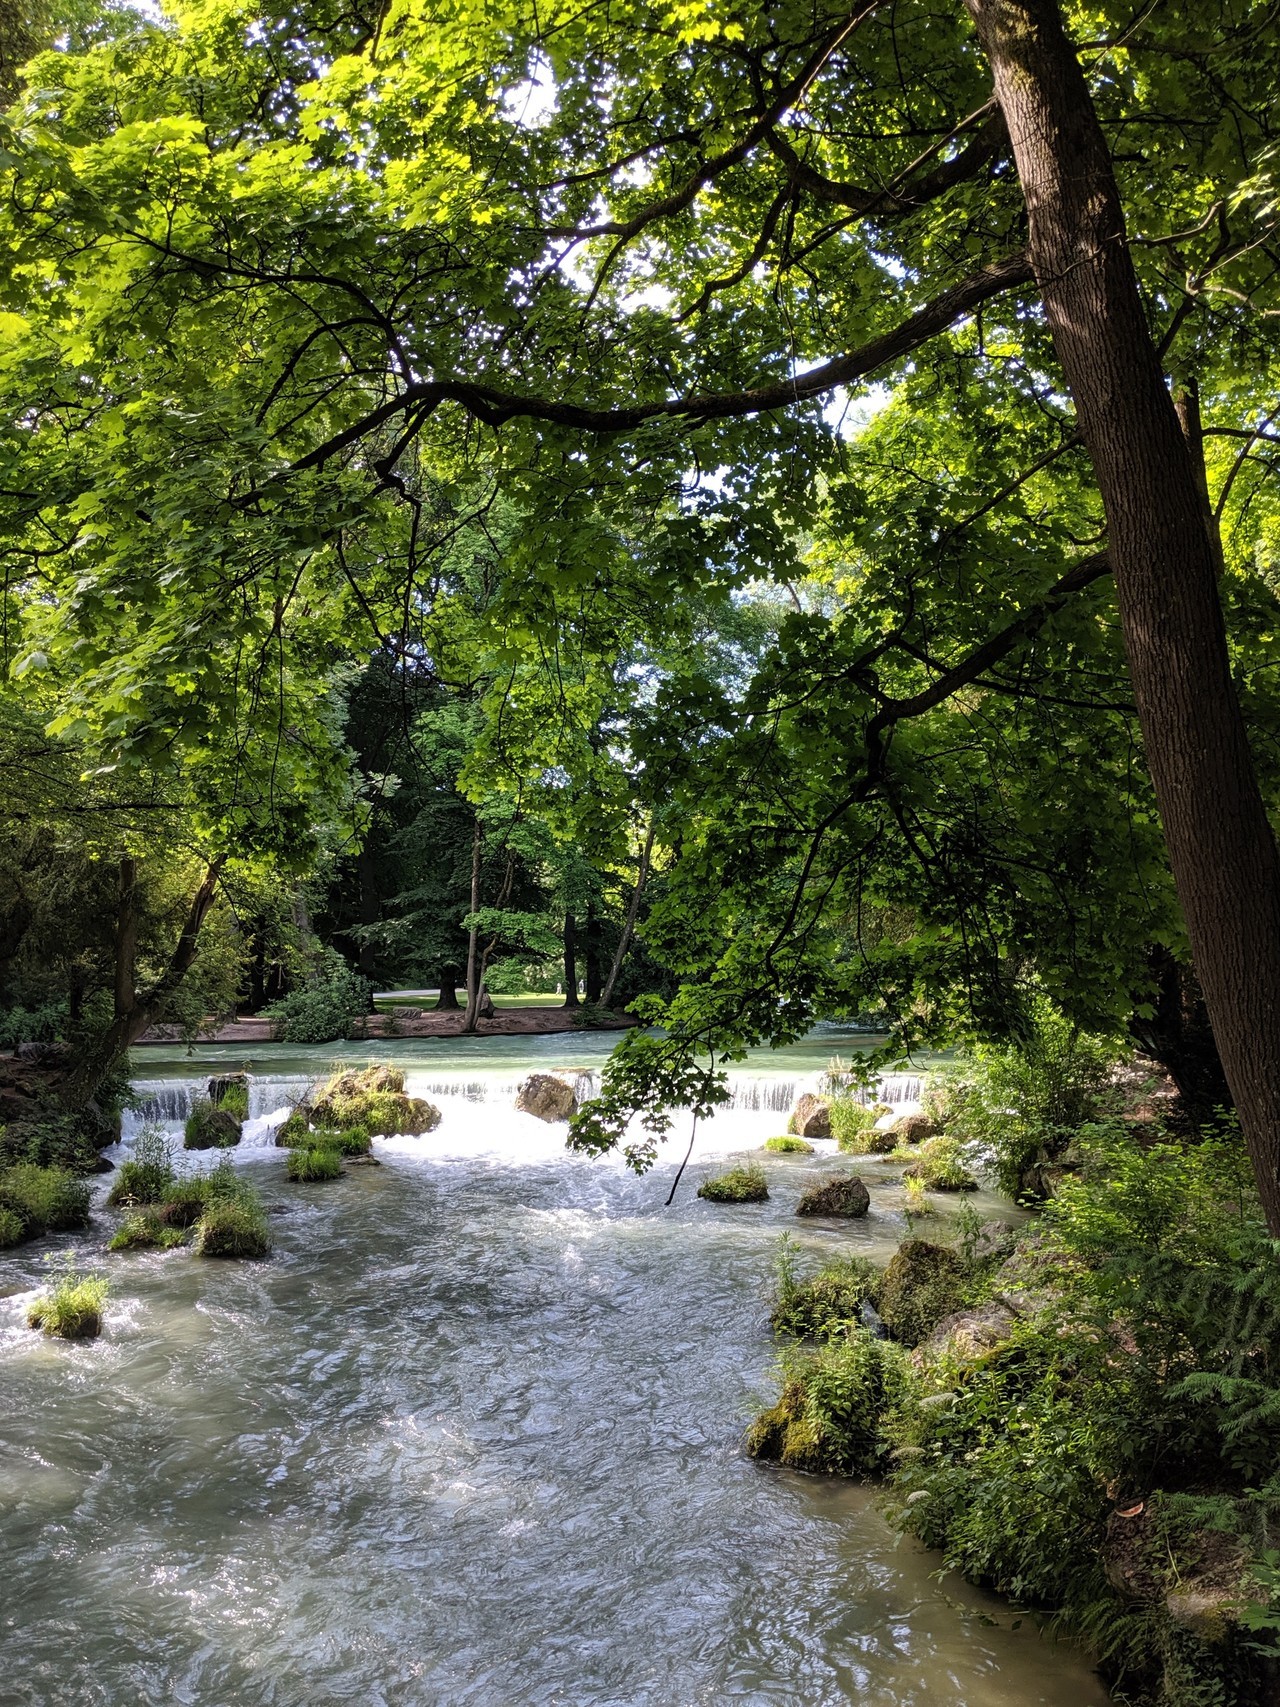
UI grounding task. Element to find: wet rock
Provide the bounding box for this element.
[890,1112,936,1145]
[184,1100,242,1150]
[918,1299,1019,1363]
[796,1174,871,1218]
[787,1092,832,1139]
[878,1239,967,1348]
[515,1073,579,1122]
[208,1073,249,1105]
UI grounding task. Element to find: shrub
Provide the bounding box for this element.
[903,1136,977,1191]
[746,1330,916,1475]
[698,1164,768,1203]
[0,1206,23,1247]
[265,956,372,1043]
[27,1258,109,1339]
[763,1135,813,1154]
[106,1125,174,1206]
[184,1099,241,1150]
[0,1111,104,1173]
[109,1211,187,1251]
[771,1241,882,1339]
[0,1163,91,1238]
[286,1145,344,1182]
[195,1193,270,1259]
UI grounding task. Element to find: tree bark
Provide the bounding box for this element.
[584,901,603,1006]
[461,819,484,1033]
[562,912,579,1009]
[62,858,225,1108]
[966,0,1280,1232]
[600,822,655,1010]
[435,973,460,1011]
[1129,948,1233,1131]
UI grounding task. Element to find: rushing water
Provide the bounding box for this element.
[0,1036,1107,1706]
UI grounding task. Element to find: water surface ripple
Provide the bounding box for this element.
[0,1074,1108,1707]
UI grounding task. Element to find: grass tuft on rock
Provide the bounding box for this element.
[195,1195,270,1258]
[796,1174,871,1218]
[745,1331,915,1475]
[286,1145,345,1182]
[27,1257,109,1339]
[902,1136,978,1192]
[771,1242,883,1340]
[763,1135,814,1155]
[109,1211,187,1251]
[311,1066,440,1136]
[698,1164,768,1203]
[311,1125,372,1156]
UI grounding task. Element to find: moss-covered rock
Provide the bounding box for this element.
[515,1073,579,1122]
[746,1332,915,1475]
[698,1165,768,1203]
[878,1238,968,1347]
[796,1174,871,1218]
[787,1092,831,1138]
[311,1067,440,1135]
[762,1135,814,1155]
[184,1099,242,1150]
[890,1112,936,1145]
[155,1178,210,1227]
[195,1196,270,1258]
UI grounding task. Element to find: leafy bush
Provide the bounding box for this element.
[27,1257,109,1339]
[184,1099,241,1150]
[106,1125,174,1206]
[770,1241,882,1339]
[275,1108,311,1147]
[0,1206,23,1247]
[0,1111,105,1173]
[109,1211,187,1251]
[762,1135,813,1154]
[0,1163,91,1239]
[697,1164,768,1203]
[286,1145,344,1182]
[829,1097,878,1150]
[265,956,372,1044]
[0,999,68,1049]
[746,1330,916,1475]
[903,1136,978,1191]
[937,995,1121,1197]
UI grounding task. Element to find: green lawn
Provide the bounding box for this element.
[375,991,567,1010]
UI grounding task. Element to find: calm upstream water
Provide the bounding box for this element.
[0,1032,1108,1707]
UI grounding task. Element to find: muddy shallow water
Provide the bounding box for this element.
[0,1044,1108,1706]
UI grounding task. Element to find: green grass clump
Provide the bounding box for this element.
[763,1135,814,1155]
[0,1162,91,1240]
[184,1099,242,1150]
[275,1108,311,1147]
[312,1125,372,1156]
[27,1258,109,1339]
[902,1175,936,1216]
[698,1164,768,1203]
[195,1194,270,1259]
[106,1128,176,1207]
[771,1242,883,1339]
[286,1145,344,1182]
[108,1211,187,1251]
[0,1206,24,1247]
[211,1079,250,1120]
[155,1177,210,1227]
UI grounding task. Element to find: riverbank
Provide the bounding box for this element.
[135,1006,638,1045]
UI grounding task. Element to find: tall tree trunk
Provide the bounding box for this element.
[1129,948,1232,1131]
[967,0,1280,1232]
[61,858,225,1108]
[562,912,579,1009]
[461,820,484,1033]
[600,822,655,1010]
[584,901,603,1006]
[435,973,460,1011]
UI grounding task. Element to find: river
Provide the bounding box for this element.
[0,1029,1108,1706]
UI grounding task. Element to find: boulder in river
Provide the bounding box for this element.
[208,1073,250,1118]
[889,1112,935,1145]
[796,1174,871,1218]
[311,1066,440,1135]
[787,1092,832,1139]
[878,1238,967,1347]
[515,1073,579,1122]
[184,1099,242,1150]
